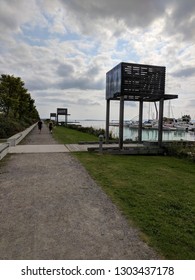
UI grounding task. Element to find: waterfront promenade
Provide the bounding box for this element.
[0,123,159,259]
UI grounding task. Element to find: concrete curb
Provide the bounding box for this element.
[7,123,38,146]
[0,122,37,161]
[0,143,10,160]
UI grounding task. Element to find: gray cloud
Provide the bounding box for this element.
[1,0,195,41]
[57,76,104,90]
[0,0,47,35]
[61,0,167,29]
[187,99,195,107]
[56,61,105,90]
[57,63,74,77]
[26,77,52,91]
[77,98,100,106]
[0,0,194,119]
[60,0,195,40]
[171,67,195,78]
[41,97,100,107]
[164,0,195,40]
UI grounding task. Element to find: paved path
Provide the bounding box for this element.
[0,123,160,259]
[9,144,69,153]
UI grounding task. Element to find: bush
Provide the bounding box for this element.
[0,115,34,138]
[165,142,195,161]
[62,124,115,140]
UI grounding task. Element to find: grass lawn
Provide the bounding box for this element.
[75,153,195,260]
[53,126,195,259]
[53,126,98,144]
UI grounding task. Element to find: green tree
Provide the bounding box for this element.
[0,74,26,117]
[181,115,191,123]
[0,74,40,137]
[0,74,39,121]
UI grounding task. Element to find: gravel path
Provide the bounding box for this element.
[0,123,160,259]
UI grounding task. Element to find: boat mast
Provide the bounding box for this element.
[154,102,158,120]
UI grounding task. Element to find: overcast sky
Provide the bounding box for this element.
[0,0,195,120]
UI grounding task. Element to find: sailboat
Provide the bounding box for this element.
[142,102,158,129]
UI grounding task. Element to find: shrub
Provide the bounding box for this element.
[165,142,195,161]
[63,124,115,140]
[0,115,32,138]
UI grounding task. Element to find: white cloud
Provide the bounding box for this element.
[0,0,47,36]
[0,0,195,120]
[164,0,195,40]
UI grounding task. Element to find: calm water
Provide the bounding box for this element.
[77,120,195,141]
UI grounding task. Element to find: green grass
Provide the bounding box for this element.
[75,153,195,259]
[53,126,195,259]
[53,126,98,144]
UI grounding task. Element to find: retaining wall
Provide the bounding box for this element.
[0,122,37,161]
[0,143,10,160]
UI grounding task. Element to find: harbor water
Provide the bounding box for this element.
[77,120,195,142]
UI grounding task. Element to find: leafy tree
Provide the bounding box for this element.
[0,74,40,137]
[181,115,191,123]
[0,75,24,117]
[0,74,39,120]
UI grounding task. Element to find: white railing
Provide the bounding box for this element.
[0,122,37,160]
[0,143,9,160]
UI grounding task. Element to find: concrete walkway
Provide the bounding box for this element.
[0,123,160,259]
[9,144,69,153]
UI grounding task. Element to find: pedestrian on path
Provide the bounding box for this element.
[49,121,53,133]
[38,120,43,133]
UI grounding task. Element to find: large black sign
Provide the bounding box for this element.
[106,63,121,100]
[106,62,166,101]
[57,108,68,115]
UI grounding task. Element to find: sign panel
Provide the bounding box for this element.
[106,64,121,100]
[50,113,56,117]
[57,108,68,115]
[106,62,166,100]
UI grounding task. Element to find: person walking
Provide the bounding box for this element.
[49,121,53,133]
[38,120,43,133]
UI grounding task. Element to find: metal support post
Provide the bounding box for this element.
[65,115,67,126]
[99,134,104,153]
[119,95,124,150]
[105,99,110,143]
[158,98,164,147]
[138,100,143,143]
